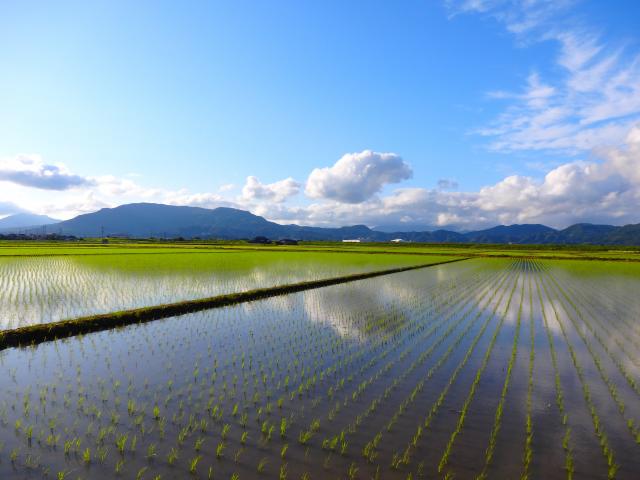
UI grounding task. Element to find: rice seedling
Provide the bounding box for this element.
[166,447,179,465]
[189,455,202,475]
[215,441,225,459]
[136,467,148,480]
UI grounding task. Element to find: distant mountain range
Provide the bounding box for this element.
[6,203,640,245]
[0,213,59,231]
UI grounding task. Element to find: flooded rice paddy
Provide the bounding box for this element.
[0,258,639,479]
[0,251,438,330]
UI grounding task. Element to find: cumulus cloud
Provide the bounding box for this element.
[38,192,111,219]
[164,191,239,210]
[597,125,640,185]
[241,176,300,203]
[305,150,412,203]
[4,122,640,229]
[253,124,640,229]
[0,155,92,190]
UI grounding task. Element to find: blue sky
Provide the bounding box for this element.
[1,0,639,229]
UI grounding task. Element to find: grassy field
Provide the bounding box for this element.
[1,240,638,261]
[0,258,639,479]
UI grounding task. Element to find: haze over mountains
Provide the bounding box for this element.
[0,213,59,231]
[4,203,640,245]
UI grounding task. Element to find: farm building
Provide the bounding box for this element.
[276,238,298,245]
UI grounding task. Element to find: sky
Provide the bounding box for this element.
[1,0,639,229]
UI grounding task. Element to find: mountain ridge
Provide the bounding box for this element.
[10,203,640,245]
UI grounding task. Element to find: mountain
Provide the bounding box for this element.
[550,223,618,244]
[0,213,59,231]
[31,202,640,245]
[373,223,439,233]
[50,203,381,241]
[465,224,557,244]
[598,223,640,246]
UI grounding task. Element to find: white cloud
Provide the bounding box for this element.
[0,154,93,190]
[449,2,640,154]
[241,176,300,203]
[38,192,111,220]
[2,121,640,230]
[447,0,575,36]
[305,150,412,203]
[253,124,640,229]
[0,201,24,216]
[164,191,239,210]
[598,124,640,185]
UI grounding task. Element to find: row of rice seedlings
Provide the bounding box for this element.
[292,272,478,430]
[385,263,520,473]
[314,265,506,447]
[437,267,521,475]
[553,262,640,340]
[549,261,640,360]
[544,266,640,395]
[538,271,619,479]
[475,273,525,479]
[539,267,640,444]
[568,280,640,360]
[533,269,574,478]
[170,278,476,468]
[520,273,535,480]
[156,276,444,448]
[322,265,509,462]
[289,267,486,432]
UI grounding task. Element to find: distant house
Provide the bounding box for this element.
[342,239,361,243]
[248,236,272,244]
[276,238,298,245]
[390,238,407,243]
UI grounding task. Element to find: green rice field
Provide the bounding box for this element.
[0,254,639,479]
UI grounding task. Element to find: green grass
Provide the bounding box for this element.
[1,239,639,261]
